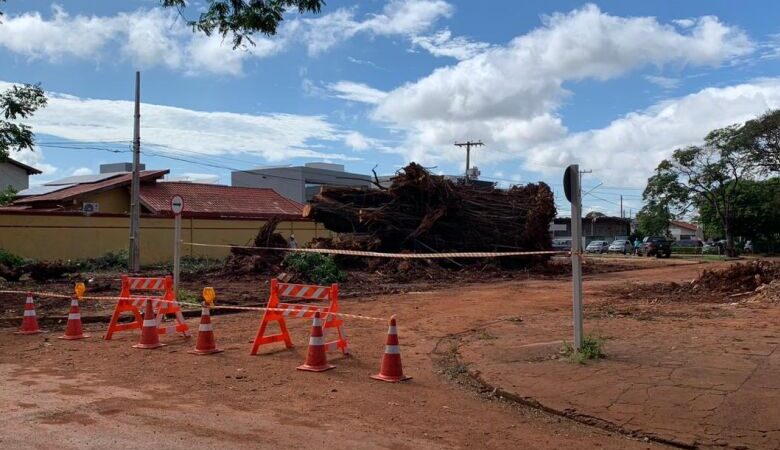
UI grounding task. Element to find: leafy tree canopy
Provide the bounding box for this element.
[160,0,325,48]
[698,178,780,243]
[0,84,47,160]
[643,124,754,255]
[738,109,780,173]
[584,211,606,219]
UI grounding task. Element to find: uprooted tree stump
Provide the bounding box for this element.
[303,162,556,267]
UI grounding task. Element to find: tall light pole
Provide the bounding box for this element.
[129,71,141,273]
[454,140,484,184]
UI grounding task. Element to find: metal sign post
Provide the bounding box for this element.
[564,165,584,350]
[171,195,184,298]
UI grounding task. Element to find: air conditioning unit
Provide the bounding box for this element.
[82,202,99,214]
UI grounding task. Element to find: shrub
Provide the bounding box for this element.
[283,252,345,285]
[81,249,129,271]
[561,334,605,364]
[0,248,25,268]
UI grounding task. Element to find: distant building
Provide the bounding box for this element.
[231,163,372,203]
[0,157,41,191]
[551,216,632,244]
[668,220,703,240]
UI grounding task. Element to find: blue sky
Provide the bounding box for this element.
[1,0,779,216]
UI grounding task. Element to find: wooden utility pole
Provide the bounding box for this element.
[454,140,483,184]
[620,195,623,218]
[129,71,141,273]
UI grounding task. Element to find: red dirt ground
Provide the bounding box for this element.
[1,257,773,449]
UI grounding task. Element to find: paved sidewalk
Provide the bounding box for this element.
[459,303,780,449]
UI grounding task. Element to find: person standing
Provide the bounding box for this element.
[288,234,298,249]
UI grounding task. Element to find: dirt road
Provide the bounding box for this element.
[0,259,749,449]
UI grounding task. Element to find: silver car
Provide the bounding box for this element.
[585,240,609,253]
[608,239,631,254]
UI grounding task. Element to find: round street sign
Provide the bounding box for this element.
[563,165,574,203]
[171,195,184,215]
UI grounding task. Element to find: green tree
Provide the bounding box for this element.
[0,83,47,160]
[0,185,16,206]
[698,178,780,249]
[635,201,671,237]
[584,211,606,219]
[643,125,755,256]
[160,0,324,48]
[738,109,780,173]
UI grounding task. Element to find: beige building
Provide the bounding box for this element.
[0,169,328,264]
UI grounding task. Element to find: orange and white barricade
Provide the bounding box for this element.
[251,279,348,355]
[104,275,189,340]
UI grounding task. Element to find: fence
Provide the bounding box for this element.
[0,212,329,264]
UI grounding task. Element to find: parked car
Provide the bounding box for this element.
[552,238,572,252]
[608,239,632,254]
[674,239,703,248]
[642,236,672,258]
[585,240,609,254]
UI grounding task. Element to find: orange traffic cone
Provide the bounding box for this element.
[297,312,335,372]
[133,300,164,349]
[189,306,222,355]
[15,293,42,335]
[371,315,411,382]
[59,297,89,340]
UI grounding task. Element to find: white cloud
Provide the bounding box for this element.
[645,75,681,90]
[301,0,453,55]
[527,79,780,186]
[343,131,372,151]
[357,5,759,185]
[410,29,491,60]
[71,167,94,176]
[165,173,220,184]
[327,81,388,104]
[0,81,363,173]
[374,5,754,125]
[673,18,696,29]
[0,6,284,76]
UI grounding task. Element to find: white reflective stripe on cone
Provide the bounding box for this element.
[199,323,213,332]
[385,345,401,354]
[23,310,36,317]
[68,313,81,320]
[312,318,323,327]
[143,319,157,327]
[201,308,210,316]
[26,298,34,304]
[309,336,324,346]
[70,299,79,306]
[388,326,397,335]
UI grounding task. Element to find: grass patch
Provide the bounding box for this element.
[176,289,200,305]
[476,329,497,340]
[560,334,606,364]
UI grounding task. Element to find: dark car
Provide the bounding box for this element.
[642,236,672,258]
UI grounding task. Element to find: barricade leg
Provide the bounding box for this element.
[104,301,143,340]
[250,311,293,355]
[323,315,349,355]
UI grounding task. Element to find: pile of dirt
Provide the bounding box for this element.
[603,261,780,309]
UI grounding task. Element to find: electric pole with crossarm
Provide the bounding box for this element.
[454,140,484,184]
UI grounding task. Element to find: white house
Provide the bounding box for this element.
[668,220,703,240]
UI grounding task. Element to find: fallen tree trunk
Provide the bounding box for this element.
[304,163,556,255]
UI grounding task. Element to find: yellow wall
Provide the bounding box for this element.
[0,213,330,264]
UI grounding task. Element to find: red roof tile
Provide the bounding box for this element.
[15,170,168,204]
[139,182,304,219]
[669,220,698,231]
